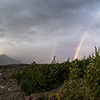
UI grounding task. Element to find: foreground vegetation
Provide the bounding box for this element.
[11,47,100,100]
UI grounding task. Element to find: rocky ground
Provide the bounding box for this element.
[0,64,29,100]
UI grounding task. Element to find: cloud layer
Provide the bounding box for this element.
[0,0,100,63]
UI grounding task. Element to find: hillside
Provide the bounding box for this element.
[10,47,100,100]
[0,54,21,65]
[1,47,100,100]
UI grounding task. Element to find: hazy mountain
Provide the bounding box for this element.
[0,54,21,65]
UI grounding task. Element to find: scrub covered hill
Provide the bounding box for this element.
[11,47,100,100]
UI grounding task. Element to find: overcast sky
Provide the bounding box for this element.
[0,0,100,63]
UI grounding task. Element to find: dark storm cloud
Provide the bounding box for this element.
[0,0,94,38]
[0,0,98,36]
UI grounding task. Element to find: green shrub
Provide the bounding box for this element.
[13,62,70,95]
[35,47,100,100]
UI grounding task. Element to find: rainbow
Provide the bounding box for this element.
[73,30,88,60]
[73,12,100,60]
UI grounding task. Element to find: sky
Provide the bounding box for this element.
[0,0,100,63]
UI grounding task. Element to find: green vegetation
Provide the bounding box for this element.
[11,47,100,100]
[11,61,70,95]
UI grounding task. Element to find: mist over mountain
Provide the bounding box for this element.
[0,54,21,65]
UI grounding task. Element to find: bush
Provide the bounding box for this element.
[12,62,70,95]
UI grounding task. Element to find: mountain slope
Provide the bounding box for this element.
[0,54,21,65]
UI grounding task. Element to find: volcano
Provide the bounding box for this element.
[0,54,21,65]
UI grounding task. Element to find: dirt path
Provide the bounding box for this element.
[0,64,28,100]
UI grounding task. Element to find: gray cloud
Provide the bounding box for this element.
[0,0,100,63]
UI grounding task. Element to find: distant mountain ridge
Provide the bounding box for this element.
[0,54,21,65]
